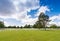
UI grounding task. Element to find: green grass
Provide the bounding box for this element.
[0,29,60,41]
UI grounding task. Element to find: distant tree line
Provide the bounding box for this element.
[0,12,60,29]
[0,21,60,29]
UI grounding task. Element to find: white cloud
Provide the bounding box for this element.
[35,6,50,16]
[49,14,60,26]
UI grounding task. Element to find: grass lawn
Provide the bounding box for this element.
[0,29,60,41]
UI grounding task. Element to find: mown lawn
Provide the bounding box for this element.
[0,29,60,41]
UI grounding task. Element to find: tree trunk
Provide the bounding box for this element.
[43,21,46,31]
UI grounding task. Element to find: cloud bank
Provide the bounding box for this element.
[0,0,50,26]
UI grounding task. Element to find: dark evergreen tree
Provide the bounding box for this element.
[0,21,5,28]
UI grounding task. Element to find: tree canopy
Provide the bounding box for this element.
[36,12,50,30]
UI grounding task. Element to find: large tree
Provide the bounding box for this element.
[36,12,50,30]
[0,21,5,28]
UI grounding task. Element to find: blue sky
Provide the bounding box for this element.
[0,0,60,26]
[40,0,60,16]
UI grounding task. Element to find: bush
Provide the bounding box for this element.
[50,24,57,28]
